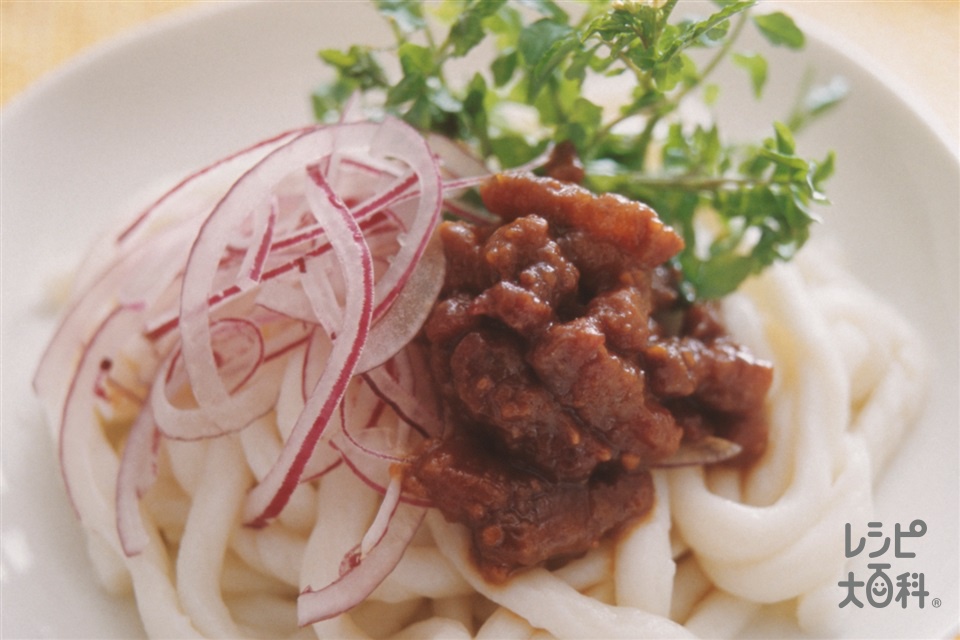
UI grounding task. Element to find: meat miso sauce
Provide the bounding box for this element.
[403,170,774,582]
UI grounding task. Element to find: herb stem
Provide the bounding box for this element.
[634,112,665,172]
[671,11,749,108]
[625,172,782,192]
[587,8,749,164]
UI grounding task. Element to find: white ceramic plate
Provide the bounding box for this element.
[2,2,957,638]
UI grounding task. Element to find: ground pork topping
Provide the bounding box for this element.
[404,171,773,581]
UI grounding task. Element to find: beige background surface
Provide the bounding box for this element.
[2,0,958,145]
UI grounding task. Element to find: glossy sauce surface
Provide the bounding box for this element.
[405,172,773,581]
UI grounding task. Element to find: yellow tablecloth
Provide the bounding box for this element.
[2,1,193,102]
[2,0,957,143]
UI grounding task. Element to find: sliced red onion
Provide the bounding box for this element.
[239,153,376,528]
[440,197,499,225]
[254,279,319,324]
[350,171,418,224]
[115,127,310,246]
[426,133,489,179]
[329,438,394,498]
[35,118,483,619]
[144,178,430,344]
[354,232,445,373]
[362,365,442,438]
[335,386,415,468]
[238,196,279,286]
[300,330,333,407]
[115,402,161,555]
[57,304,147,527]
[239,120,446,526]
[34,228,184,426]
[652,436,742,468]
[360,477,402,556]
[297,502,426,626]
[178,119,439,386]
[300,446,344,484]
[300,253,346,337]
[152,318,280,441]
[336,91,365,125]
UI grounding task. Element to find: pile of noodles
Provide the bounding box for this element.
[34,119,928,639]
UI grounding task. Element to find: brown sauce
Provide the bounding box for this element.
[403,169,773,582]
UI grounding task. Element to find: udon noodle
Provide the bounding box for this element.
[34,120,927,639]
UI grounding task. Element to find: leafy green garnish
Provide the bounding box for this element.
[313,0,845,300]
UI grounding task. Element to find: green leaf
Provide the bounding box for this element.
[698,18,731,46]
[565,45,600,84]
[772,121,796,154]
[463,73,489,144]
[753,11,805,49]
[386,72,425,106]
[693,253,757,299]
[311,80,355,122]
[560,97,604,147]
[658,1,754,60]
[569,97,603,128]
[520,19,578,100]
[732,52,767,98]
[448,0,506,57]
[757,148,808,171]
[490,133,544,167]
[518,18,574,65]
[491,49,519,87]
[318,45,389,90]
[429,0,466,24]
[313,0,838,302]
[484,5,524,46]
[318,48,349,68]
[398,42,433,75]
[449,16,486,57]
[812,150,836,185]
[587,4,659,51]
[653,52,689,91]
[403,95,435,129]
[374,0,426,33]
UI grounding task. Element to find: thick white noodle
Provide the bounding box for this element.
[53,238,927,638]
[614,470,675,617]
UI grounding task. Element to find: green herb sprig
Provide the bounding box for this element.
[313,0,846,300]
